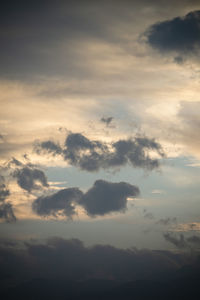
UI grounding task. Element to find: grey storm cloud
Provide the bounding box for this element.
[0,237,193,284]
[14,167,49,192]
[32,180,140,218]
[145,10,200,60]
[35,132,164,172]
[0,175,16,222]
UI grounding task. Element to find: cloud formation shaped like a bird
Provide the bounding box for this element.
[32,180,140,218]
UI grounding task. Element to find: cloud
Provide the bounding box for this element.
[36,132,164,172]
[157,217,177,226]
[144,212,154,220]
[34,140,63,156]
[80,180,140,216]
[145,10,200,60]
[0,175,16,222]
[32,188,83,218]
[187,235,200,247]
[163,233,188,249]
[100,117,113,127]
[0,175,10,202]
[0,236,199,299]
[0,236,192,284]
[143,209,154,220]
[163,233,200,249]
[0,202,16,223]
[13,167,49,192]
[32,180,140,218]
[172,222,200,232]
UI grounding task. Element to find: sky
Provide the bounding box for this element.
[1,1,200,297]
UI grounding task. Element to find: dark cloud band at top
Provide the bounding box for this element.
[145,10,200,60]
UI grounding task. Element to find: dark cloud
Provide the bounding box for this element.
[0,203,16,223]
[145,10,200,60]
[0,237,200,300]
[32,180,140,218]
[0,0,130,80]
[163,233,200,249]
[36,133,164,172]
[34,140,62,156]
[163,233,188,249]
[1,0,198,80]
[32,188,83,218]
[80,180,140,216]
[0,175,16,222]
[187,235,200,247]
[100,117,113,126]
[64,134,164,171]
[0,176,10,202]
[0,236,194,284]
[8,157,23,167]
[14,167,49,192]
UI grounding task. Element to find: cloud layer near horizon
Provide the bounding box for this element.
[0,236,197,284]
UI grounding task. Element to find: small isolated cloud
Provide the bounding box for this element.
[32,180,140,218]
[100,116,113,127]
[13,167,49,192]
[145,10,200,61]
[35,132,164,172]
